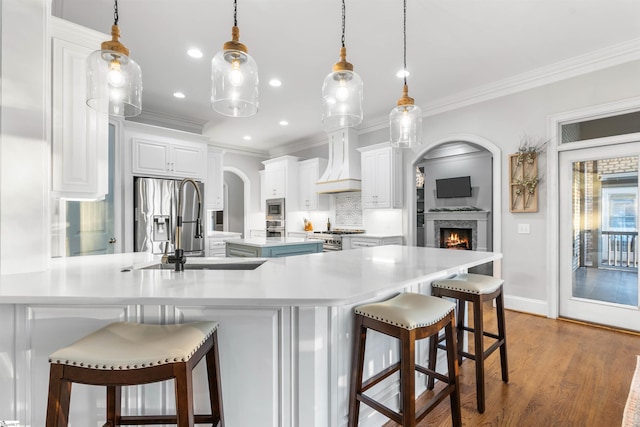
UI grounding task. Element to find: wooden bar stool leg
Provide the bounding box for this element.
[106,385,121,426]
[456,299,465,365]
[400,330,416,427]
[426,332,437,390]
[46,364,71,427]
[174,363,195,427]
[472,297,486,413]
[496,290,509,383]
[348,316,367,427]
[206,331,225,426]
[444,313,462,427]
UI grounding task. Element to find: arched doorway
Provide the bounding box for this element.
[406,134,502,276]
[223,166,250,238]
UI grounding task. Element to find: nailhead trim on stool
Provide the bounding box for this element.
[430,273,509,414]
[45,321,224,427]
[348,292,462,427]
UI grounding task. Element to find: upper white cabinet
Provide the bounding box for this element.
[51,19,109,200]
[262,156,299,208]
[359,143,403,209]
[207,148,224,211]
[131,138,206,180]
[298,158,329,211]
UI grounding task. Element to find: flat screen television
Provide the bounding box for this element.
[436,176,472,198]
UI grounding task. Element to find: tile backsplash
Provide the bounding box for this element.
[335,192,362,227]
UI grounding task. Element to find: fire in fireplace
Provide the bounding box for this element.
[440,228,472,250]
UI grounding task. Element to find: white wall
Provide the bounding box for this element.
[421,151,493,211]
[1,0,50,275]
[406,58,640,309]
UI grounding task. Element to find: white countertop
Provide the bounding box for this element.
[227,237,321,247]
[0,246,501,307]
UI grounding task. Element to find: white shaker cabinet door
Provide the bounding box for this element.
[131,138,207,180]
[51,37,108,199]
[171,142,207,178]
[131,138,170,175]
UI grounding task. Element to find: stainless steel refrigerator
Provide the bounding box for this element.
[134,177,205,257]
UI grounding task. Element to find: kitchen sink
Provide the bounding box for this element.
[132,260,266,271]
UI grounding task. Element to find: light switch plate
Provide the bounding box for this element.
[518,223,530,234]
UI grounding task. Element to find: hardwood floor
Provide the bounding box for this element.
[382,306,640,426]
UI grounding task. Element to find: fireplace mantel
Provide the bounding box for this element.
[425,210,491,251]
[425,210,490,221]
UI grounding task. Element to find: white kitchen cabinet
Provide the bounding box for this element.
[131,137,206,179]
[359,143,403,209]
[206,232,241,257]
[262,156,299,208]
[51,22,109,200]
[341,235,404,250]
[298,158,329,211]
[207,148,224,211]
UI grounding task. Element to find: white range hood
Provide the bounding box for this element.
[316,128,361,194]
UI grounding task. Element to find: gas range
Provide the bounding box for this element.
[309,229,365,251]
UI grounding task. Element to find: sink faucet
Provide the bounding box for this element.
[167,178,204,271]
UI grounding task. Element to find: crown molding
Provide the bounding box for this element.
[125,108,206,135]
[268,131,329,157]
[357,36,640,138]
[50,16,107,45]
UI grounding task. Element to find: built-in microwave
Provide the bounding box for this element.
[266,198,285,220]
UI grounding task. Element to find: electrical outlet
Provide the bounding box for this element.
[517,223,530,234]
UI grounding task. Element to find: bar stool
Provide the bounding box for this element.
[348,292,462,427]
[429,273,508,413]
[46,321,224,427]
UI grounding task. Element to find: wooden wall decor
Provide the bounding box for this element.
[509,152,539,212]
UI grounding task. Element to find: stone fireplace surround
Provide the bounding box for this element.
[425,209,490,252]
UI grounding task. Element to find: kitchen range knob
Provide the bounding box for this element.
[108,237,117,244]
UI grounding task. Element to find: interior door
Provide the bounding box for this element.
[559,142,640,330]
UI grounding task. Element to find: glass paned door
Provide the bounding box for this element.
[65,124,116,256]
[559,143,640,331]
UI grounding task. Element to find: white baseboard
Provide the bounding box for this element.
[504,295,549,317]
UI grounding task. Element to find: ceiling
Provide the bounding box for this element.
[53,0,640,155]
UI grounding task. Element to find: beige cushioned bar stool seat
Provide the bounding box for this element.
[46,321,224,427]
[348,292,462,427]
[429,273,508,414]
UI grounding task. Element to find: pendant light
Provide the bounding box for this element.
[211,0,259,117]
[86,0,142,117]
[390,0,422,148]
[321,0,363,129]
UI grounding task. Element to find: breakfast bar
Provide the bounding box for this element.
[0,246,501,427]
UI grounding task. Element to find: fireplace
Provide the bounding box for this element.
[425,210,490,252]
[440,228,472,250]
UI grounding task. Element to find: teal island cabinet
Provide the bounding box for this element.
[226,237,323,257]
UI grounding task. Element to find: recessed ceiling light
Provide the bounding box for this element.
[173,92,186,99]
[279,120,289,126]
[187,48,203,59]
[243,135,252,141]
[269,79,282,87]
[396,69,410,78]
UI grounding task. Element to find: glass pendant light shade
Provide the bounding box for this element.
[390,0,422,148]
[86,24,142,117]
[322,48,363,130]
[211,26,259,117]
[390,84,422,148]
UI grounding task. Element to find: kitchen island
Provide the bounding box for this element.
[225,236,322,257]
[0,246,501,427]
